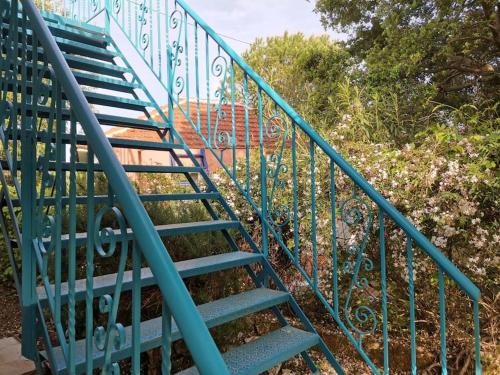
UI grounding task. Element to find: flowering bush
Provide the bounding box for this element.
[210,104,499,371]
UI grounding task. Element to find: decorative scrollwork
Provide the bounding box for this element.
[169,10,185,98]
[94,206,127,257]
[138,1,149,50]
[37,63,51,106]
[340,189,376,343]
[93,206,129,373]
[112,0,121,14]
[175,76,185,96]
[35,214,56,255]
[265,112,290,227]
[91,0,100,13]
[211,55,231,149]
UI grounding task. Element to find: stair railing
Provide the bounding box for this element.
[1,0,230,373]
[94,0,482,373]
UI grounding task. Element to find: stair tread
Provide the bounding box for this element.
[11,193,221,208]
[22,62,138,93]
[94,113,167,129]
[44,288,288,374]
[82,91,152,110]
[2,20,109,48]
[31,131,182,151]
[177,326,320,375]
[37,251,261,304]
[63,53,131,78]
[40,11,107,35]
[0,160,200,174]
[11,104,166,129]
[72,70,141,92]
[37,220,240,246]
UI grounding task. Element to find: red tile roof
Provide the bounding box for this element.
[106,101,272,150]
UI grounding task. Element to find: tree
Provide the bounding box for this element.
[314,0,500,106]
[241,32,351,127]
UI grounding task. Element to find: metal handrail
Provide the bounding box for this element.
[173,0,480,302]
[21,1,230,373]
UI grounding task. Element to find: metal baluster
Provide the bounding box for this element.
[20,4,37,356]
[157,0,161,79]
[149,0,153,66]
[68,112,78,374]
[85,145,95,375]
[310,138,317,290]
[205,32,210,145]
[379,208,389,374]
[162,300,172,374]
[292,122,299,263]
[330,160,338,315]
[473,300,482,373]
[230,59,236,177]
[12,4,20,181]
[184,9,189,114]
[194,21,200,131]
[438,268,447,374]
[132,241,142,373]
[406,236,417,375]
[243,73,250,194]
[258,88,267,257]
[54,82,63,327]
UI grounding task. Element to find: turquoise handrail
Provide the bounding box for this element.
[20,1,230,373]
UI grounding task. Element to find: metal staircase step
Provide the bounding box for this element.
[40,10,108,35]
[19,62,138,93]
[37,251,261,305]
[72,70,140,92]
[19,131,182,151]
[94,113,167,129]
[14,44,131,78]
[2,20,110,48]
[63,53,130,78]
[9,104,166,130]
[52,36,119,61]
[4,82,151,111]
[11,192,221,208]
[42,288,289,374]
[81,91,152,111]
[177,326,320,375]
[39,220,240,247]
[13,45,129,78]
[1,160,200,174]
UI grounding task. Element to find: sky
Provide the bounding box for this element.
[181,0,345,54]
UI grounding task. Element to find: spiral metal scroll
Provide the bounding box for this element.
[112,0,121,14]
[138,1,150,50]
[90,0,100,13]
[211,55,232,149]
[340,189,376,343]
[93,206,129,373]
[265,111,290,227]
[169,9,185,97]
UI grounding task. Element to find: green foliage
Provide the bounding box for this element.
[240,32,351,127]
[315,0,500,108]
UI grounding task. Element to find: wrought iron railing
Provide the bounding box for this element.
[95,1,481,373]
[0,0,229,373]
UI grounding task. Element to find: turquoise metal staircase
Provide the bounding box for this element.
[0,0,482,374]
